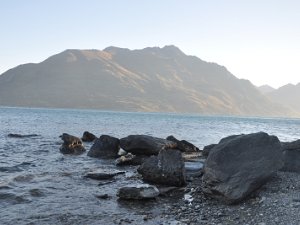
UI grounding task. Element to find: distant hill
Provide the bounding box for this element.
[267,83,300,113]
[257,85,275,94]
[0,45,297,117]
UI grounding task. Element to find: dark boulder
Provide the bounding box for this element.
[202,144,217,157]
[202,135,242,157]
[166,135,199,152]
[115,153,148,166]
[137,149,186,187]
[120,135,176,156]
[87,135,120,158]
[218,134,243,144]
[59,133,85,155]
[117,184,159,200]
[202,132,283,204]
[81,131,96,142]
[281,139,300,172]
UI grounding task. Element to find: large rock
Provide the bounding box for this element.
[166,135,199,152]
[202,135,242,157]
[117,184,159,200]
[87,135,120,158]
[202,132,282,204]
[81,131,96,142]
[59,133,85,154]
[120,135,176,156]
[281,139,300,172]
[202,144,217,157]
[137,149,186,187]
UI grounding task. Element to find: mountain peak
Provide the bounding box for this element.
[103,46,130,54]
[103,45,185,57]
[257,85,275,94]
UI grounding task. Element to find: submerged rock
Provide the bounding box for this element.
[281,139,300,172]
[87,135,120,158]
[202,132,283,204]
[117,184,159,200]
[115,153,148,166]
[166,135,199,152]
[8,133,39,138]
[84,170,125,180]
[120,135,176,156]
[59,133,85,155]
[138,149,186,187]
[81,131,97,142]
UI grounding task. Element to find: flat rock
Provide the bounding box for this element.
[120,135,176,156]
[202,132,283,204]
[84,170,125,180]
[117,184,159,200]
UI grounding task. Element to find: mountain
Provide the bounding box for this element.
[267,83,300,112]
[0,45,296,117]
[257,85,275,94]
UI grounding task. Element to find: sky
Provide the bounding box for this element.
[1,0,300,88]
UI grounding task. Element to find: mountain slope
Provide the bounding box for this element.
[0,45,296,117]
[267,83,300,112]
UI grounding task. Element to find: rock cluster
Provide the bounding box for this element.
[57,131,298,207]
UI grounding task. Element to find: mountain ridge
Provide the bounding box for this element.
[267,83,300,113]
[0,46,298,117]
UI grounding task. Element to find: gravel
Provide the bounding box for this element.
[158,171,300,225]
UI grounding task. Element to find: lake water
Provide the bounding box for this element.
[1,107,300,225]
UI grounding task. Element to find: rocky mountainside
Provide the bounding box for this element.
[267,83,300,113]
[0,45,296,117]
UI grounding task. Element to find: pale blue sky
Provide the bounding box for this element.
[1,0,300,88]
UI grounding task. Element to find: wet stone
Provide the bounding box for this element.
[84,170,125,180]
[117,184,160,200]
